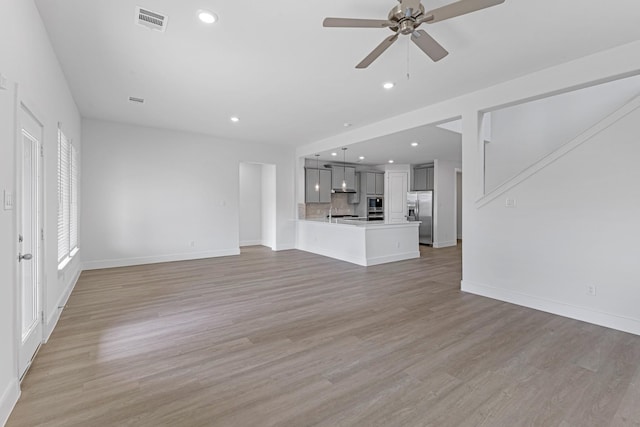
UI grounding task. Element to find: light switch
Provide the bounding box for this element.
[4,190,14,210]
[0,73,7,90]
[505,198,517,208]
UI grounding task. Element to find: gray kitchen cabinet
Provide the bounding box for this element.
[375,173,384,195]
[332,166,356,191]
[366,172,385,195]
[413,166,434,191]
[347,172,360,204]
[305,168,331,203]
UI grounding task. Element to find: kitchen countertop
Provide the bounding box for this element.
[299,219,420,228]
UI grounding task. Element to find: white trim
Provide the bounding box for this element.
[57,255,71,271]
[433,240,457,248]
[239,240,263,247]
[82,249,241,270]
[44,266,81,342]
[272,243,295,251]
[299,248,367,266]
[0,379,20,427]
[15,86,47,382]
[366,251,420,266]
[461,280,640,336]
[476,94,640,208]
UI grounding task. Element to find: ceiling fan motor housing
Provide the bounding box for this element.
[388,4,425,34]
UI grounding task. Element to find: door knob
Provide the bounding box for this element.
[18,253,32,261]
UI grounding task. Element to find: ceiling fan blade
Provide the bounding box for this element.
[411,30,448,62]
[323,17,391,28]
[356,34,399,69]
[422,0,505,24]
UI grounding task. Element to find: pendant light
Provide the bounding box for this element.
[341,147,347,190]
[314,154,320,192]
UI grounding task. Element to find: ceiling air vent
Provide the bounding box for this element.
[129,96,145,104]
[136,7,168,32]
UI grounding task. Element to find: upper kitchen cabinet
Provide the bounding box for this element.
[413,166,434,191]
[347,172,360,204]
[332,166,356,191]
[365,172,385,195]
[305,168,332,203]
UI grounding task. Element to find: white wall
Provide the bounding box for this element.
[464,97,640,334]
[297,41,640,335]
[433,159,461,248]
[239,163,263,246]
[0,0,82,423]
[81,119,295,269]
[485,75,640,192]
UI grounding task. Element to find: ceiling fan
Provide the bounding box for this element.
[323,0,505,68]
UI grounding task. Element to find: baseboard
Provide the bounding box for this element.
[366,251,420,266]
[433,240,457,248]
[273,243,296,251]
[83,249,241,270]
[45,266,82,342]
[240,240,263,247]
[461,280,640,336]
[0,379,20,427]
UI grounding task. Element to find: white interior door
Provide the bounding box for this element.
[18,105,43,379]
[387,172,408,223]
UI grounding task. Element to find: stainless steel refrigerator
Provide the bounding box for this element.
[407,191,433,245]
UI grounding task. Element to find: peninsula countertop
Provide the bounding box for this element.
[299,218,421,229]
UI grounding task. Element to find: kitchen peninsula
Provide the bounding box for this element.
[297,219,420,266]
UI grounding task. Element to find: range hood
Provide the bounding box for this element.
[332,187,357,194]
[324,164,357,193]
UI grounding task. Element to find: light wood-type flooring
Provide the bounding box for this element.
[8,244,640,426]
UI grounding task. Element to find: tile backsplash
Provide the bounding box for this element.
[304,193,355,219]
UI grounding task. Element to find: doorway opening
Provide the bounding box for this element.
[454,169,462,245]
[239,163,276,250]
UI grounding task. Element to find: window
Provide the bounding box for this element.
[57,128,79,268]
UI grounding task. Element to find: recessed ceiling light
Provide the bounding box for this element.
[230,116,239,123]
[383,82,395,90]
[388,160,394,163]
[359,156,365,160]
[344,123,352,127]
[198,10,217,24]
[411,142,419,147]
[331,152,338,157]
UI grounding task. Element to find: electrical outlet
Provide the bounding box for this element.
[505,198,517,208]
[189,241,195,248]
[587,285,597,296]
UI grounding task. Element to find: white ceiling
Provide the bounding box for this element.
[35,0,640,147]
[312,122,461,166]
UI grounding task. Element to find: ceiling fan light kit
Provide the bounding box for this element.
[323,0,505,68]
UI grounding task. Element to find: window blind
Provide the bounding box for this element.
[57,128,79,266]
[70,146,79,251]
[57,130,70,263]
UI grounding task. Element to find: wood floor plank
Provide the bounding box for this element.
[7,244,640,426]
